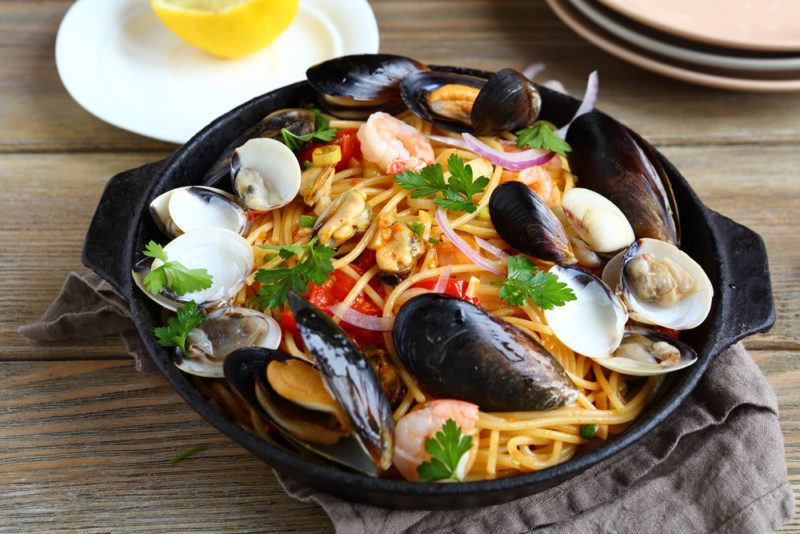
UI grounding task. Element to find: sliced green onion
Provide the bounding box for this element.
[580,424,599,439]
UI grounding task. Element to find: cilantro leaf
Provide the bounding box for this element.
[409,221,425,235]
[394,154,489,213]
[497,255,576,309]
[255,238,335,309]
[153,301,205,355]
[515,121,572,156]
[142,241,213,296]
[298,215,317,228]
[281,108,338,152]
[417,419,473,482]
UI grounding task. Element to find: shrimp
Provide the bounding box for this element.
[515,156,564,207]
[392,399,479,481]
[357,112,435,173]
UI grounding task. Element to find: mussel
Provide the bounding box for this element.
[203,108,316,185]
[543,265,628,358]
[175,306,281,378]
[312,189,373,248]
[489,181,575,264]
[306,54,428,119]
[393,293,579,411]
[231,138,301,212]
[149,186,247,238]
[401,68,541,135]
[566,111,679,245]
[603,238,713,330]
[593,328,698,376]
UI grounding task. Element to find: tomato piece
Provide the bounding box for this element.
[414,278,480,306]
[355,249,377,271]
[294,128,361,172]
[656,326,680,340]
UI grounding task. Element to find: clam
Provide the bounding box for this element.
[566,111,679,245]
[149,186,247,238]
[174,306,281,378]
[132,228,254,311]
[604,238,713,330]
[489,181,575,264]
[543,265,628,358]
[306,54,428,119]
[393,293,579,411]
[561,188,634,254]
[231,138,301,212]
[593,328,698,376]
[401,68,541,135]
[203,108,316,185]
[312,189,373,248]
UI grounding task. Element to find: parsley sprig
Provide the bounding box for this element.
[496,256,577,310]
[515,121,571,156]
[154,301,205,355]
[255,237,336,309]
[417,419,474,482]
[395,154,490,213]
[142,241,213,296]
[281,108,337,152]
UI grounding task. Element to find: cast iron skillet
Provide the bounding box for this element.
[82,65,775,509]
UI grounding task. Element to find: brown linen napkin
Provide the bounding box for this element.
[21,271,795,533]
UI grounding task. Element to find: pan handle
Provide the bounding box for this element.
[706,209,776,354]
[81,160,165,298]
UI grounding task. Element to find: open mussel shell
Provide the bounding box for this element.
[561,188,634,255]
[132,228,253,311]
[231,138,301,212]
[566,111,679,245]
[149,186,247,238]
[174,307,281,378]
[543,265,628,358]
[393,293,579,411]
[224,348,383,476]
[307,54,428,119]
[593,328,698,376]
[287,291,395,471]
[471,68,541,135]
[203,108,316,186]
[605,238,713,330]
[489,181,575,264]
[400,71,486,133]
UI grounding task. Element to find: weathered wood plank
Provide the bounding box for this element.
[1,0,800,152]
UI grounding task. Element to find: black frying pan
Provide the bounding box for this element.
[81,66,775,509]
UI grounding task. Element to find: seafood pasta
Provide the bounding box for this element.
[137,55,713,482]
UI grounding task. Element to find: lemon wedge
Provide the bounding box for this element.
[151,0,299,59]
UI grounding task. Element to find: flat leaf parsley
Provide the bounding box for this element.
[394,153,490,213]
[154,300,205,355]
[281,108,337,152]
[515,121,571,156]
[417,419,474,482]
[496,255,576,310]
[255,237,336,309]
[142,241,213,296]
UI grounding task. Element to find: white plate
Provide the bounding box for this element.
[55,0,379,144]
[571,0,800,73]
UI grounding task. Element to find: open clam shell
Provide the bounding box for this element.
[149,186,247,238]
[592,328,698,376]
[231,138,301,212]
[561,188,634,255]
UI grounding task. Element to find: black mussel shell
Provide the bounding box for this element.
[393,294,579,411]
[471,68,541,135]
[566,111,679,245]
[287,291,394,471]
[202,108,316,186]
[400,71,486,133]
[489,181,575,264]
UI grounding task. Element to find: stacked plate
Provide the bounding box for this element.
[546,0,800,91]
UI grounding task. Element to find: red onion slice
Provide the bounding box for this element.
[475,236,510,262]
[330,303,394,331]
[523,62,546,81]
[432,267,452,293]
[428,135,472,150]
[556,70,599,139]
[462,133,555,171]
[435,208,505,275]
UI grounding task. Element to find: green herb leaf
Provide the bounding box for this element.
[394,154,489,213]
[142,241,213,296]
[497,255,576,310]
[153,301,205,355]
[428,237,440,245]
[298,215,317,228]
[515,121,571,156]
[171,445,207,465]
[417,419,473,482]
[580,424,599,440]
[255,238,335,309]
[409,221,425,235]
[281,108,338,152]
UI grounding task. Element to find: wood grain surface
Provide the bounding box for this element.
[0,0,797,532]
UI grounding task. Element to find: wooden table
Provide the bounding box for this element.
[1,1,797,531]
